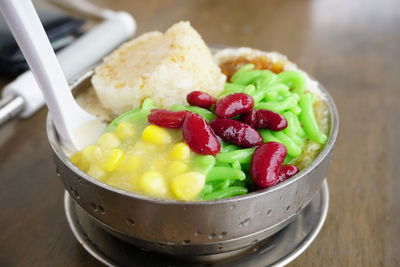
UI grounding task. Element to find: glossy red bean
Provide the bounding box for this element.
[148,109,189,128]
[210,118,263,147]
[240,109,287,131]
[182,113,221,155]
[250,142,287,188]
[273,164,300,185]
[215,93,254,118]
[280,164,299,179]
[186,91,216,109]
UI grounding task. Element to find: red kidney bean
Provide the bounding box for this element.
[186,91,216,109]
[210,118,263,147]
[182,113,221,155]
[148,109,189,128]
[250,142,287,188]
[215,93,254,118]
[240,109,257,127]
[280,164,299,179]
[240,109,287,131]
[273,164,300,185]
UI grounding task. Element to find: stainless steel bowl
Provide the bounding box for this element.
[47,71,338,256]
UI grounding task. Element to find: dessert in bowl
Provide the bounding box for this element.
[47,21,338,255]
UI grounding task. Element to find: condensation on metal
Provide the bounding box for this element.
[63,181,329,266]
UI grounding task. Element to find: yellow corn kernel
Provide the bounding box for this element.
[107,174,136,191]
[139,170,168,198]
[149,154,168,171]
[115,122,135,139]
[167,161,189,178]
[171,172,205,201]
[151,159,168,171]
[80,145,102,171]
[69,152,81,166]
[170,142,191,161]
[97,133,121,148]
[142,125,171,145]
[87,164,106,180]
[99,149,124,172]
[133,140,157,153]
[117,153,141,172]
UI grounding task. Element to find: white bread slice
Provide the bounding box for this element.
[91,21,226,116]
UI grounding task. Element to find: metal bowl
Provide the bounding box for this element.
[47,70,338,256]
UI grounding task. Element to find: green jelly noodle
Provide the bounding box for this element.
[200,64,328,200]
[85,63,327,201]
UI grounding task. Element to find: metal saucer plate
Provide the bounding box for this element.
[64,180,329,267]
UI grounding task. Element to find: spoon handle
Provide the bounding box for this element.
[0,0,93,148]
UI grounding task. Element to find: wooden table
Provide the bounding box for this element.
[1,0,399,266]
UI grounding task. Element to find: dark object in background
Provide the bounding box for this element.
[0,8,84,77]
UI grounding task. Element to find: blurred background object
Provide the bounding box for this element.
[49,0,118,20]
[0,8,83,77]
[0,0,135,126]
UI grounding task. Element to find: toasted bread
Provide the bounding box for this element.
[91,21,226,116]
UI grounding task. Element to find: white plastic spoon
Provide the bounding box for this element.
[0,0,105,151]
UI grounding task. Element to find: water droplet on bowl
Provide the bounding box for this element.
[90,202,98,212]
[126,218,135,226]
[98,205,106,214]
[218,232,227,238]
[239,218,251,227]
[207,233,217,239]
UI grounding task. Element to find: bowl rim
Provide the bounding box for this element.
[47,74,339,206]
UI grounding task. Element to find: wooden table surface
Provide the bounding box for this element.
[1,0,399,266]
